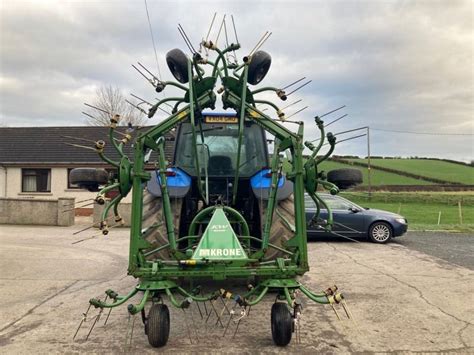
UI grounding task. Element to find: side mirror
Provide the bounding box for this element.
[349,207,360,213]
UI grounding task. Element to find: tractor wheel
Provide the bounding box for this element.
[69,168,109,192]
[261,195,295,261]
[166,48,189,83]
[142,189,183,260]
[271,303,293,346]
[327,168,362,190]
[248,50,272,85]
[147,304,170,347]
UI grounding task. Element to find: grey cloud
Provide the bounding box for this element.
[0,0,472,160]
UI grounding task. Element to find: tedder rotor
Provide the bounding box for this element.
[70,21,358,347]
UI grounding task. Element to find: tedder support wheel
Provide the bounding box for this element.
[271,303,293,346]
[147,304,170,347]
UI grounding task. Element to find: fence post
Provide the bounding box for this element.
[437,211,441,225]
[458,201,463,224]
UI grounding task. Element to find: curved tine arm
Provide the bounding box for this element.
[246,286,269,306]
[127,289,150,314]
[172,99,185,114]
[176,287,215,302]
[101,194,122,224]
[98,151,120,167]
[314,192,334,230]
[98,182,120,197]
[307,192,321,225]
[149,97,185,118]
[315,133,336,165]
[211,44,239,78]
[251,87,280,95]
[310,119,325,160]
[253,99,281,115]
[299,285,330,304]
[89,288,139,308]
[317,179,339,195]
[108,126,125,159]
[165,288,198,308]
[113,195,123,217]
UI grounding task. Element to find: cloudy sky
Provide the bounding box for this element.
[0,0,472,161]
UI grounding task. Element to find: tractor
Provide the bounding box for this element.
[70,30,360,347]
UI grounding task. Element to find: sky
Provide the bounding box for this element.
[0,0,472,161]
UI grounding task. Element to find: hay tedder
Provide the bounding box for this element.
[70,22,359,347]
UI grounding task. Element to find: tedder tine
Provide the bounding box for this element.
[182,308,194,344]
[73,303,92,340]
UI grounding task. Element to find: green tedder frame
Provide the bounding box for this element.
[79,37,349,346]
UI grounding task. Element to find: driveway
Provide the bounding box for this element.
[0,226,472,353]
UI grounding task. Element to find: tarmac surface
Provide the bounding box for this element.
[0,224,473,354]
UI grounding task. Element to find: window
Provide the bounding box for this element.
[22,169,51,192]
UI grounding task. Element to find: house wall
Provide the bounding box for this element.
[0,166,6,197]
[3,166,133,202]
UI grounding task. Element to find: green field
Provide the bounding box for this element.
[347,158,474,185]
[283,159,431,185]
[341,192,474,232]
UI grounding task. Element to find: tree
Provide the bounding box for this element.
[84,85,147,127]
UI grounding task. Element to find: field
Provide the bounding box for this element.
[346,158,474,185]
[342,192,474,232]
[283,159,433,185]
[318,160,431,185]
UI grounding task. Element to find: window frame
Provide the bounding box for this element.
[21,168,52,193]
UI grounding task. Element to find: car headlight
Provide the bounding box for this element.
[395,218,407,224]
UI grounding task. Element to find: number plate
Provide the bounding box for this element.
[204,115,238,123]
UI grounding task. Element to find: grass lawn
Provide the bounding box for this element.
[341,192,474,232]
[347,158,474,185]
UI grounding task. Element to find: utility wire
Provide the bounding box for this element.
[371,128,473,136]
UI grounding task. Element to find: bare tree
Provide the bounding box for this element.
[84,85,146,126]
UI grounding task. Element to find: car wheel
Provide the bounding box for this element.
[368,222,392,243]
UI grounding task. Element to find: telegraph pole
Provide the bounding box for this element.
[367,126,372,198]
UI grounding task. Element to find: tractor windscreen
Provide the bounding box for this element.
[174,122,268,177]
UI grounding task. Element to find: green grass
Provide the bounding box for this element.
[283,159,431,185]
[340,192,474,232]
[347,158,474,185]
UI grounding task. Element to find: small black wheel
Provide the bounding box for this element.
[69,168,109,192]
[166,48,189,83]
[271,303,293,346]
[327,168,363,190]
[147,304,170,347]
[368,221,393,244]
[248,50,272,85]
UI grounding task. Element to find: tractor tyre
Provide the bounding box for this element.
[166,48,189,83]
[271,303,293,346]
[147,304,170,347]
[69,168,109,192]
[261,194,295,261]
[327,168,362,190]
[142,189,183,260]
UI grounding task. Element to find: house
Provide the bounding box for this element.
[0,126,174,215]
